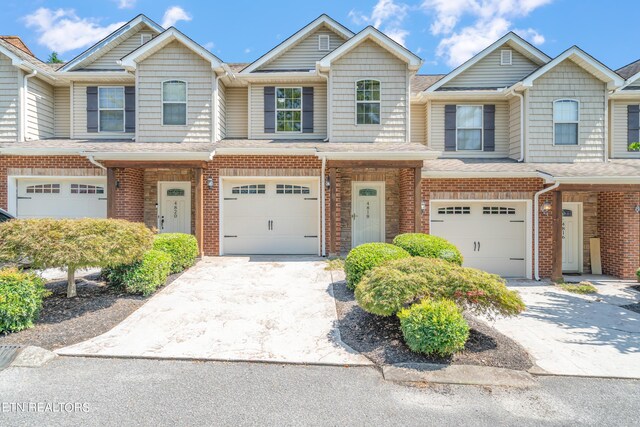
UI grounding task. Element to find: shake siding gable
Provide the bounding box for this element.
[137,41,212,143]
[54,86,70,138]
[528,59,606,163]
[26,76,54,140]
[225,87,248,138]
[0,54,18,142]
[85,26,154,70]
[331,40,407,143]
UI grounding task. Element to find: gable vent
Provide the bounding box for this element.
[318,35,330,51]
[500,49,513,66]
[140,33,152,46]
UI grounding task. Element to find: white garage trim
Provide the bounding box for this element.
[219,176,322,256]
[429,199,533,279]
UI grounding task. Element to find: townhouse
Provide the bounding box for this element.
[1,14,639,281]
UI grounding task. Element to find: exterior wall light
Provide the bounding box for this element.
[421,200,427,214]
[115,180,120,189]
[325,176,331,190]
[635,205,640,214]
[207,177,214,190]
[541,200,552,215]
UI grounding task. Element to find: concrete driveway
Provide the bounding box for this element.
[488,278,640,378]
[58,257,370,366]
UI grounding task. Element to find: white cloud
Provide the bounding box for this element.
[203,41,215,51]
[244,48,251,54]
[23,8,125,54]
[349,0,410,46]
[115,0,136,9]
[161,6,192,28]
[421,0,552,67]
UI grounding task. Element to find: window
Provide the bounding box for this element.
[437,206,470,215]
[231,184,266,194]
[71,184,104,195]
[26,184,60,194]
[276,87,302,132]
[98,87,124,132]
[318,34,330,51]
[166,189,185,197]
[162,81,187,126]
[359,189,377,197]
[140,33,152,45]
[276,184,310,194]
[356,80,381,125]
[456,106,483,150]
[500,49,512,66]
[483,206,516,215]
[554,100,579,145]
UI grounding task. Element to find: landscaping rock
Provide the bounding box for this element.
[11,346,57,367]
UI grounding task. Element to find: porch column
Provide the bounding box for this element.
[194,167,204,257]
[329,167,337,255]
[414,166,422,233]
[106,167,116,219]
[551,189,563,282]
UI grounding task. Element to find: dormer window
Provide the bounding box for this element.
[318,35,330,51]
[140,33,152,45]
[500,49,512,66]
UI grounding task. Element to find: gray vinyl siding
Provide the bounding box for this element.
[527,59,605,163]
[443,46,540,89]
[410,103,426,145]
[331,40,407,143]
[84,27,152,70]
[226,86,248,138]
[25,76,54,140]
[430,100,510,157]
[73,82,135,139]
[259,26,347,71]
[0,53,18,142]
[250,82,326,139]
[610,99,640,158]
[53,86,70,138]
[218,80,226,140]
[137,41,212,143]
[508,96,521,159]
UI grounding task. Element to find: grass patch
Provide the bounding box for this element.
[325,257,345,271]
[556,281,598,294]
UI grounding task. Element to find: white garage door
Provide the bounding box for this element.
[430,201,527,277]
[222,179,319,255]
[16,178,107,219]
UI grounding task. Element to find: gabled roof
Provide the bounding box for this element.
[241,14,354,73]
[120,27,224,70]
[0,38,57,78]
[317,26,422,71]
[426,32,550,93]
[0,36,34,56]
[521,46,624,89]
[59,14,164,72]
[616,58,640,80]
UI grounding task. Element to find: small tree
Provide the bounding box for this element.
[0,219,153,298]
[47,51,64,64]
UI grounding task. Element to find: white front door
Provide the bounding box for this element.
[352,182,385,248]
[16,178,107,219]
[562,202,582,273]
[158,182,191,234]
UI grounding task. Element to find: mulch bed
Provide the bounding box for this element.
[0,272,181,350]
[332,280,533,370]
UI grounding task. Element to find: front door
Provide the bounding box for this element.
[158,181,191,234]
[352,182,384,248]
[562,202,582,273]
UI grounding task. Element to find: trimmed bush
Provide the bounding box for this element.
[106,250,172,296]
[636,267,640,282]
[398,299,469,356]
[0,219,153,298]
[0,268,49,333]
[393,233,463,265]
[153,233,199,273]
[355,257,525,318]
[344,243,410,290]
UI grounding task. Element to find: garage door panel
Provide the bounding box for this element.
[16,179,107,219]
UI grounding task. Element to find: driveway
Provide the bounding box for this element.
[488,278,640,378]
[58,257,370,366]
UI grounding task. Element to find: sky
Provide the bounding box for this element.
[3,0,640,74]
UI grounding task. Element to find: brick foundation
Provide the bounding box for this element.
[598,192,640,279]
[113,168,144,223]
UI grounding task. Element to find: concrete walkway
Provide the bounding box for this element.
[58,257,370,366]
[489,278,640,378]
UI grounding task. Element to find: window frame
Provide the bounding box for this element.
[355,79,381,126]
[455,105,484,151]
[552,99,580,146]
[318,34,330,51]
[500,49,513,66]
[98,86,125,133]
[162,80,188,126]
[274,87,303,134]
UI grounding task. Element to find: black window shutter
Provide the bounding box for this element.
[86,86,98,133]
[627,105,639,149]
[124,86,135,133]
[483,104,496,152]
[264,87,275,133]
[302,87,314,133]
[444,105,456,151]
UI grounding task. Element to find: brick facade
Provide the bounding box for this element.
[598,192,640,279]
[398,168,416,234]
[143,168,196,233]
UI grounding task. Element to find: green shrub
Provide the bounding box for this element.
[0,268,49,333]
[557,281,598,294]
[628,142,640,152]
[636,268,640,282]
[0,219,153,298]
[153,233,199,273]
[344,243,410,290]
[355,257,525,318]
[393,233,463,265]
[106,250,172,296]
[397,299,469,356]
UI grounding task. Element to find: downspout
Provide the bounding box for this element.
[21,69,37,141]
[534,178,560,280]
[320,155,326,256]
[508,88,525,162]
[317,69,330,142]
[85,154,107,171]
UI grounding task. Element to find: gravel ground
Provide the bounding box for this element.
[0,272,180,350]
[332,280,533,370]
